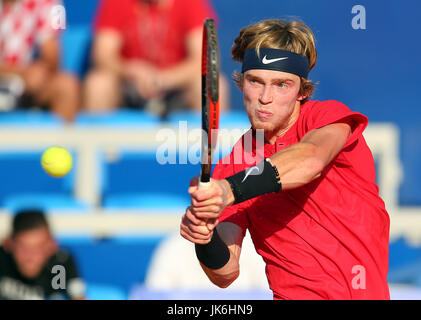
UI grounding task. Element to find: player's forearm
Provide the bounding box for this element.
[224,142,323,206]
[269,141,324,190]
[195,224,242,288]
[200,254,240,288]
[199,232,241,289]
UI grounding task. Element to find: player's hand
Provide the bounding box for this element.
[180,206,215,244]
[188,176,235,222]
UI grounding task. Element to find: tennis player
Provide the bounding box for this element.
[180,19,390,300]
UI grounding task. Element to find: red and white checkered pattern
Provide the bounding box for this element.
[0,0,60,67]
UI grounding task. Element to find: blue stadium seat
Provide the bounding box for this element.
[4,194,87,213]
[101,151,198,210]
[60,25,93,78]
[59,235,165,295]
[0,151,85,211]
[166,110,201,127]
[62,0,99,26]
[104,193,189,210]
[0,110,64,127]
[75,110,160,128]
[389,237,421,270]
[166,110,251,131]
[219,111,250,129]
[388,237,421,286]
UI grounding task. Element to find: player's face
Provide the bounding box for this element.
[242,69,304,143]
[11,227,56,278]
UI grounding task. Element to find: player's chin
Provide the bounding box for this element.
[250,118,276,133]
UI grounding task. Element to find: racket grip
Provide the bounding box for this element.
[198,181,211,189]
[198,179,211,231]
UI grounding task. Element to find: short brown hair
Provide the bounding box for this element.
[231,19,318,99]
[12,209,50,237]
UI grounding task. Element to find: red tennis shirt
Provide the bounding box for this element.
[213,100,390,300]
[94,0,215,69]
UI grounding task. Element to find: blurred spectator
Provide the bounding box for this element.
[0,0,80,122]
[144,232,268,291]
[84,0,230,118]
[0,209,85,300]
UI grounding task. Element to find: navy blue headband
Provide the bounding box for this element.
[242,48,310,79]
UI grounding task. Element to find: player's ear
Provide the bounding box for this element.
[297,78,309,102]
[297,94,307,102]
[297,77,315,102]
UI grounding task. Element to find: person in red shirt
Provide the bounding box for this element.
[84,0,229,117]
[0,0,80,122]
[180,19,390,300]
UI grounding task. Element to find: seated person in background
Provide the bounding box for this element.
[0,0,80,122]
[84,0,230,118]
[0,209,85,300]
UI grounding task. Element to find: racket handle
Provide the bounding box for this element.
[197,179,211,232]
[198,181,211,189]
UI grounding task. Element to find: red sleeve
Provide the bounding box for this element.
[176,0,217,35]
[94,0,127,32]
[212,155,249,238]
[300,100,369,149]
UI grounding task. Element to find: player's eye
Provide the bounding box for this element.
[277,82,288,88]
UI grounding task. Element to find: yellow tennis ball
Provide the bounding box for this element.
[41,146,73,178]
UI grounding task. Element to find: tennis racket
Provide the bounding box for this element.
[198,18,220,231]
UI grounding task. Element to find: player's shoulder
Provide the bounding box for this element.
[300,99,356,123]
[302,99,351,113]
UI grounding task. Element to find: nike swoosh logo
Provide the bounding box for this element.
[262,55,288,64]
[242,165,261,183]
